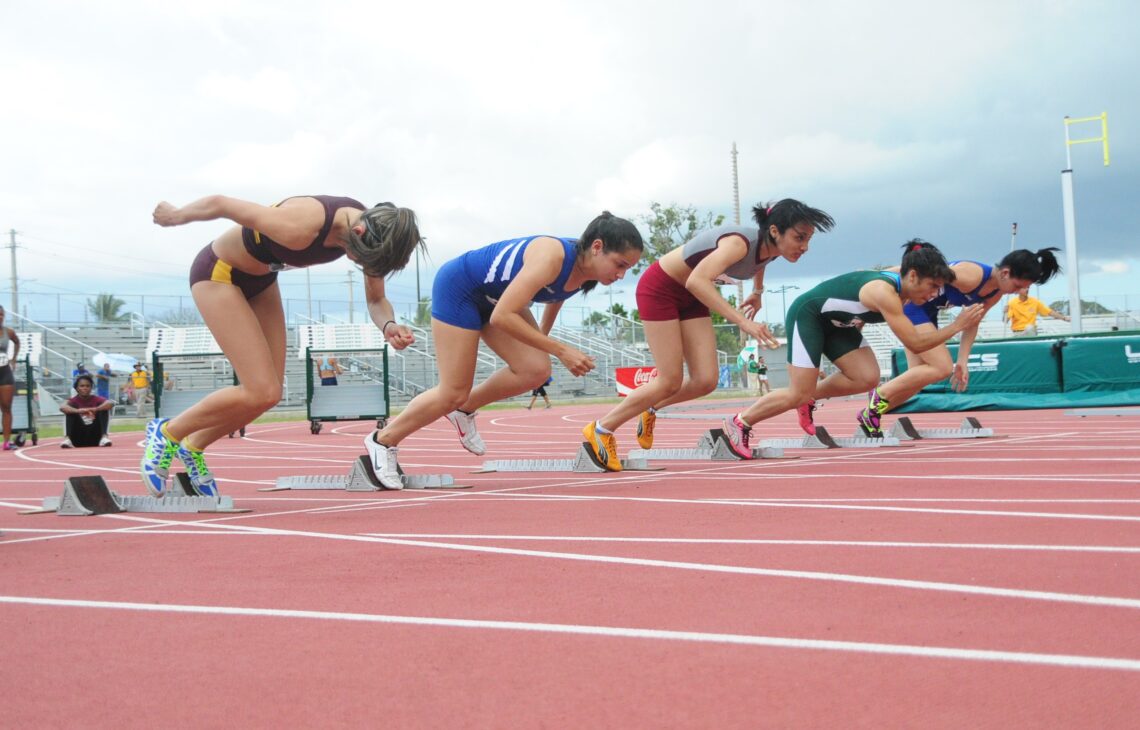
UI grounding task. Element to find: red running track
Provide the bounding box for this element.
[2,398,1139,727]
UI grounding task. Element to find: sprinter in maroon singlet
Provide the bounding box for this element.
[143,194,422,496]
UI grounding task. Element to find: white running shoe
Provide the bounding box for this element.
[60,438,74,449]
[99,435,113,447]
[364,433,404,490]
[445,410,486,456]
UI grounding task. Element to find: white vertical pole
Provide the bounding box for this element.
[1060,170,1081,333]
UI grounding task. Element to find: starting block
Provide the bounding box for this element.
[762,425,901,449]
[888,416,994,441]
[25,475,246,516]
[265,455,469,491]
[474,442,666,474]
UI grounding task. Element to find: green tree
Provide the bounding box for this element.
[414,297,432,327]
[1048,299,1112,316]
[635,202,726,274]
[87,293,128,322]
[156,306,203,325]
[709,294,743,356]
[583,311,610,335]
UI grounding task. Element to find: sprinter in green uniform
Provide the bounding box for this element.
[719,240,985,457]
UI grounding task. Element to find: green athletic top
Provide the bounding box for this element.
[796,270,902,327]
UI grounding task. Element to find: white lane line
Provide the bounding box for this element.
[1,595,1136,672]
[358,534,1140,553]
[52,514,1140,610]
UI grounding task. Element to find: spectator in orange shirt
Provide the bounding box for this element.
[1004,287,1070,336]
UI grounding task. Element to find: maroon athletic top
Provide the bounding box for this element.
[241,195,366,268]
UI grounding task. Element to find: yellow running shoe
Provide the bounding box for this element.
[582,421,622,471]
[635,409,656,450]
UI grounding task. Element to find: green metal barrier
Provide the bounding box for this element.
[891,332,1140,412]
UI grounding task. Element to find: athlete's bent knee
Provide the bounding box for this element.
[690,373,719,397]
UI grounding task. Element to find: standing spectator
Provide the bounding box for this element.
[95,362,115,400]
[756,355,771,395]
[70,362,90,396]
[1004,286,1070,336]
[129,362,153,417]
[527,376,553,409]
[316,356,345,386]
[60,374,115,447]
[0,304,21,451]
[746,354,760,390]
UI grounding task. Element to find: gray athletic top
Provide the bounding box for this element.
[680,224,777,280]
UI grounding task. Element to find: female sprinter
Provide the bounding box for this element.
[720,241,986,457]
[146,195,422,496]
[0,305,21,451]
[581,199,834,471]
[855,247,1064,436]
[365,212,643,488]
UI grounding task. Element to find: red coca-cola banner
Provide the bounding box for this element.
[615,366,657,397]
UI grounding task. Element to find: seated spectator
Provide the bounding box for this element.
[60,374,115,447]
[70,362,91,396]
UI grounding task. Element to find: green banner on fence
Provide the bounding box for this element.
[1061,334,1140,393]
[890,333,1140,412]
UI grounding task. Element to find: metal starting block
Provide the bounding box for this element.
[692,429,787,459]
[25,475,246,516]
[265,455,469,491]
[474,442,666,473]
[761,425,902,449]
[888,416,994,440]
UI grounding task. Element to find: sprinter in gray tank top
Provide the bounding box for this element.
[580,199,835,471]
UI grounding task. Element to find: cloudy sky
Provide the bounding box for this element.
[1,0,1136,324]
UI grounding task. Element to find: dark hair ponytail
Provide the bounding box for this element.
[344,202,424,278]
[998,247,1062,284]
[752,198,835,241]
[576,211,643,293]
[899,239,955,282]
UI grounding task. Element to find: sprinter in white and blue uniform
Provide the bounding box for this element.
[364,212,644,488]
[859,247,1064,436]
[719,241,987,458]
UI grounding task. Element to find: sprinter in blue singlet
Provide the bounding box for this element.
[363,212,644,489]
[857,247,1064,436]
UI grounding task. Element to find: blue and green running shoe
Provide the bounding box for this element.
[140,418,178,496]
[176,443,218,497]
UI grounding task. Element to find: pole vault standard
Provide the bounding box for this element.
[1060,112,1110,334]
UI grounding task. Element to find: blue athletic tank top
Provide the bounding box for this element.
[931,260,1000,308]
[460,236,582,305]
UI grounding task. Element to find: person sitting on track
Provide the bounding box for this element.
[59,374,115,448]
[719,240,986,458]
[0,304,21,451]
[855,247,1064,437]
[146,194,422,496]
[365,212,644,488]
[581,199,834,471]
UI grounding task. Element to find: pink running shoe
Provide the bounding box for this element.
[796,400,817,436]
[720,414,753,459]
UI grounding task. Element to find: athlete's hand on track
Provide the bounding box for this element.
[950,362,970,392]
[558,347,596,377]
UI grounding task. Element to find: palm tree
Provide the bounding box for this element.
[87,293,129,322]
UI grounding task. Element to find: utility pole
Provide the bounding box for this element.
[1060,112,1110,333]
[1010,222,1017,252]
[346,269,355,324]
[7,229,17,314]
[731,143,746,343]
